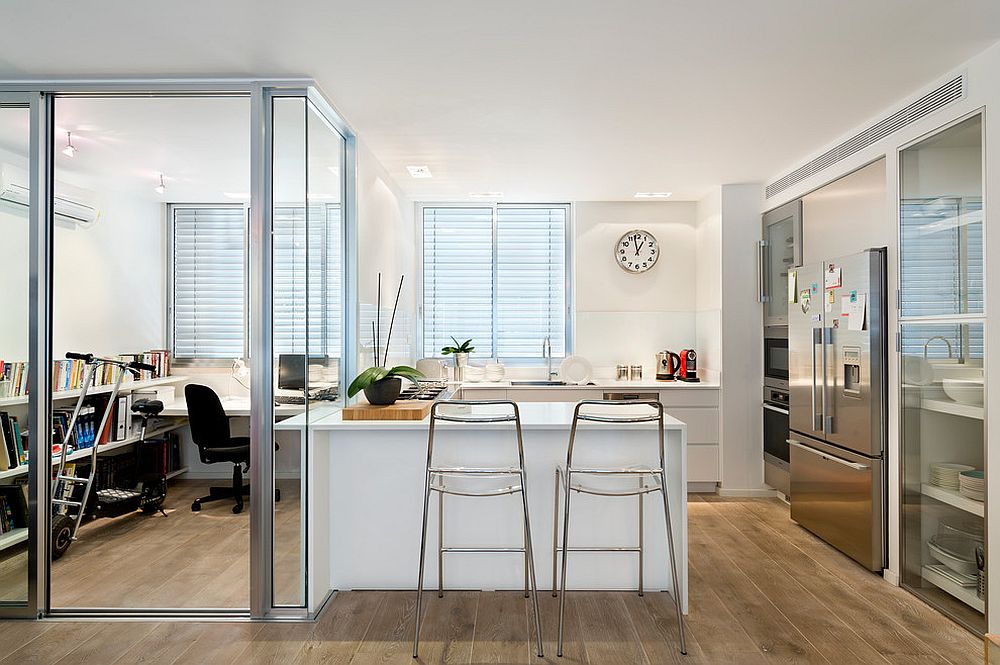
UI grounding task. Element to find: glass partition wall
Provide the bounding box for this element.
[0,82,353,619]
[899,113,986,634]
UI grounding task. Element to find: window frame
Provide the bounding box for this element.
[166,202,251,367]
[415,201,574,364]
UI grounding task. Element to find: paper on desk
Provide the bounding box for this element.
[848,294,867,331]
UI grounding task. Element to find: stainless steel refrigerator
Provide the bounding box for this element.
[788,248,888,571]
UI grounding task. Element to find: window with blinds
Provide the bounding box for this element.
[899,197,983,358]
[171,204,342,362]
[172,206,247,359]
[421,204,569,362]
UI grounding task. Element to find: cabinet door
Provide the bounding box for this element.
[762,200,802,326]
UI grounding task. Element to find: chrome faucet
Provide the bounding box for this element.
[543,336,556,380]
[923,335,954,360]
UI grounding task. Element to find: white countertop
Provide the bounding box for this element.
[307,401,687,431]
[458,377,719,390]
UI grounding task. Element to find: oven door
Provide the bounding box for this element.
[763,401,789,468]
[764,335,789,389]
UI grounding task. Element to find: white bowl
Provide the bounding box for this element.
[942,378,984,406]
[463,366,486,382]
[928,535,979,576]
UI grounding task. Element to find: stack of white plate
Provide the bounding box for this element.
[484,362,506,382]
[959,470,985,502]
[930,463,975,490]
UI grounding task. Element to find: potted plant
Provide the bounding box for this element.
[441,337,475,370]
[347,273,424,405]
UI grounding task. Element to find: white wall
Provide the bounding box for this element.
[760,40,1000,600]
[572,201,701,377]
[695,192,722,373]
[357,140,416,370]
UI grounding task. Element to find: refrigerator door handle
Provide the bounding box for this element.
[823,326,834,435]
[811,327,822,431]
[756,240,767,303]
[788,439,870,471]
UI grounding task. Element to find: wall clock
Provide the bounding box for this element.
[615,229,659,273]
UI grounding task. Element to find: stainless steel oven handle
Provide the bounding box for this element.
[763,403,789,415]
[788,440,869,471]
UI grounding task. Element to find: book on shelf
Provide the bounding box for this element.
[0,411,23,471]
[0,482,28,535]
[1,349,173,399]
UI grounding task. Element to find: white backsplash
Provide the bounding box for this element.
[574,310,699,378]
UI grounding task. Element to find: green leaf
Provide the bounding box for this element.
[388,365,425,385]
[347,366,390,398]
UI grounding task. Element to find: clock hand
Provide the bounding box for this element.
[634,240,644,256]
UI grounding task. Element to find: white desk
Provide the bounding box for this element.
[158,396,304,418]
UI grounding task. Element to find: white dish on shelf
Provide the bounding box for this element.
[942,378,984,406]
[925,563,978,588]
[559,355,593,385]
[930,463,975,489]
[928,534,979,577]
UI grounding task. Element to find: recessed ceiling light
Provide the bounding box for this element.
[633,192,672,199]
[61,131,77,158]
[469,192,504,199]
[406,165,432,179]
[154,173,166,195]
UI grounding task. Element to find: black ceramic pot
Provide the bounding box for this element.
[364,376,402,405]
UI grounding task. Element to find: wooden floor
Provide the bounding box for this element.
[0,495,984,664]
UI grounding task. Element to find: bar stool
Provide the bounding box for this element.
[551,399,686,657]
[413,400,544,658]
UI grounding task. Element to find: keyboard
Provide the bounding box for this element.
[274,395,306,405]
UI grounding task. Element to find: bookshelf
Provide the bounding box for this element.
[0,375,185,409]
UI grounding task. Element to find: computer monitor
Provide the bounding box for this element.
[277,354,306,391]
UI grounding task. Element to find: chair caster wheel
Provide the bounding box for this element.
[232,504,243,514]
[275,488,281,502]
[191,501,201,512]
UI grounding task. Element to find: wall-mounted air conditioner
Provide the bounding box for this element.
[0,163,101,227]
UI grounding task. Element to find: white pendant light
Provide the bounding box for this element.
[61,131,77,158]
[154,173,166,195]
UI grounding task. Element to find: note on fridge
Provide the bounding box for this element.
[825,264,842,289]
[848,293,867,331]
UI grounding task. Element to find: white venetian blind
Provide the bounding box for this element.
[422,207,495,357]
[421,204,569,361]
[172,206,247,359]
[496,206,566,359]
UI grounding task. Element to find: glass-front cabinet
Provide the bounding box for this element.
[899,114,986,633]
[761,200,802,326]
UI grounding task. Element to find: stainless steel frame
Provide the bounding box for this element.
[413,400,544,658]
[551,400,686,657]
[0,77,359,621]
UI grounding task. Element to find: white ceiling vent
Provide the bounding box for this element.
[765,74,965,199]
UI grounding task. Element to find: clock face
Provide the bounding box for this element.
[615,229,659,273]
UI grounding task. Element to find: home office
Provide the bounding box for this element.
[0,90,348,613]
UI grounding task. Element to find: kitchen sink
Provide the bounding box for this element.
[510,380,567,386]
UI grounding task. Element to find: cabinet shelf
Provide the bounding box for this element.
[0,421,185,481]
[921,484,984,517]
[0,375,185,409]
[0,527,28,551]
[922,564,984,614]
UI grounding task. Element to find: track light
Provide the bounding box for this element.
[154,173,166,195]
[62,131,77,158]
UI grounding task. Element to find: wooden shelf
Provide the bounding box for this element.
[0,375,185,408]
[921,483,984,517]
[922,564,984,613]
[0,527,28,551]
[921,398,984,420]
[0,421,186,481]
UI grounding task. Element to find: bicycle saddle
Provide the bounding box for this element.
[131,399,164,416]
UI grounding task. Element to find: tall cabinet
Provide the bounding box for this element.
[899,113,986,633]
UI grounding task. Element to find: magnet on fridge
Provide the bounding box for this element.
[811,282,819,294]
[850,289,857,303]
[788,270,797,303]
[827,290,836,304]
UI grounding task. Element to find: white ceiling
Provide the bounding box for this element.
[2,1,1000,201]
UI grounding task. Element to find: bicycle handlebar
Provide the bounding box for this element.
[65,352,156,373]
[65,352,94,362]
[129,361,157,372]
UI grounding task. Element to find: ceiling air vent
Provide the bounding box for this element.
[765,74,965,199]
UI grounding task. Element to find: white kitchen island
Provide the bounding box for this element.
[300,401,688,612]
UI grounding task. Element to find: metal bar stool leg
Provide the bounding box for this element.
[520,471,544,658]
[523,522,530,599]
[557,470,573,657]
[412,472,433,658]
[638,475,644,597]
[551,467,560,597]
[438,491,444,598]
[659,469,687,655]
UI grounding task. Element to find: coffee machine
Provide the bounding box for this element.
[656,350,680,381]
[677,349,699,382]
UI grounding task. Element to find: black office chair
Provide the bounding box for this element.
[184,383,252,514]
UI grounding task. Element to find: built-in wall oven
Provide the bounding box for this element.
[763,327,790,495]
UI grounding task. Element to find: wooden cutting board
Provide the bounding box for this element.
[342,399,435,421]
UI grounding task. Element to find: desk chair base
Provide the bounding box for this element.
[189,463,282,514]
